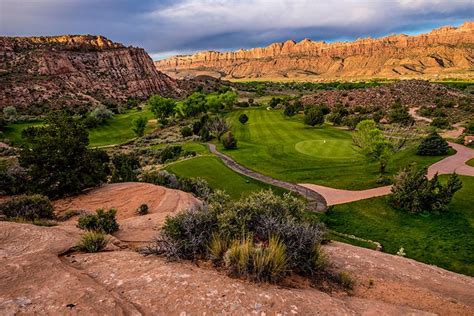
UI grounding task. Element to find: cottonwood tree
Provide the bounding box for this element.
[207,116,230,140]
[304,107,324,127]
[148,95,176,124]
[352,120,393,174]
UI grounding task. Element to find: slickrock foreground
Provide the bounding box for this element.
[1,184,473,315]
[156,22,474,80]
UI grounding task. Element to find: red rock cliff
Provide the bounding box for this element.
[0,35,184,112]
[155,22,474,80]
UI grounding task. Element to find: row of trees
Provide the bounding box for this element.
[148,90,238,126]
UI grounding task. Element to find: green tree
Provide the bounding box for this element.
[430,117,450,129]
[327,104,349,125]
[132,116,147,137]
[417,132,450,156]
[183,92,207,117]
[222,131,237,149]
[205,94,223,113]
[352,120,392,173]
[283,103,298,117]
[239,113,249,124]
[148,95,176,124]
[303,107,324,127]
[219,91,238,111]
[19,111,109,198]
[391,166,462,213]
[111,153,140,182]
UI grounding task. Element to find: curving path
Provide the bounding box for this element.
[207,144,327,212]
[301,142,474,206]
[209,142,474,208]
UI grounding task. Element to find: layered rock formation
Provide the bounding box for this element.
[156,22,474,80]
[0,35,184,112]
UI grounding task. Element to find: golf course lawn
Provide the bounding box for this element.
[319,175,474,276]
[221,108,449,189]
[467,158,474,167]
[3,109,155,147]
[166,155,288,199]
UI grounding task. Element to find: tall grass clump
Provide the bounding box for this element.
[77,231,108,253]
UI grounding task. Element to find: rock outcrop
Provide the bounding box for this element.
[0,35,184,112]
[156,22,474,80]
[301,80,473,108]
[1,220,473,314]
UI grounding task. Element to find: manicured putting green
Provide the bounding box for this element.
[320,175,474,276]
[294,139,357,159]
[221,108,447,189]
[166,155,287,199]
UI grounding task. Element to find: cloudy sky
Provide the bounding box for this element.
[1,0,472,59]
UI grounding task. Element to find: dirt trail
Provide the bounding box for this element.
[301,142,474,206]
[1,221,472,315]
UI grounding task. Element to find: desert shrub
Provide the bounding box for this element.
[141,170,179,189]
[0,194,53,220]
[89,105,113,124]
[77,208,119,233]
[177,177,213,200]
[180,126,193,137]
[239,113,249,124]
[224,235,288,282]
[254,216,326,275]
[137,203,149,216]
[390,166,462,213]
[132,116,148,137]
[77,231,108,253]
[303,107,324,127]
[199,127,211,141]
[158,145,182,163]
[388,101,414,125]
[327,104,349,125]
[268,97,281,108]
[0,164,29,195]
[222,131,237,149]
[283,103,298,117]
[111,153,140,182]
[144,190,327,283]
[417,132,450,156]
[430,117,450,129]
[3,105,17,121]
[159,208,218,259]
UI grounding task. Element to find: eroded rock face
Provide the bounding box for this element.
[0,35,184,112]
[156,22,474,80]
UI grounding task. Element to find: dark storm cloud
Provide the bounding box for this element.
[1,0,472,59]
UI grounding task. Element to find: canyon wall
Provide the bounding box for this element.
[156,22,474,81]
[0,35,185,112]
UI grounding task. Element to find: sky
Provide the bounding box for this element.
[1,0,472,60]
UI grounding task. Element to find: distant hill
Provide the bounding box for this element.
[0,35,185,113]
[156,22,474,81]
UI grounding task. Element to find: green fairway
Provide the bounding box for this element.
[88,109,155,147]
[3,109,155,147]
[166,155,287,199]
[320,175,474,276]
[467,158,474,167]
[221,108,448,189]
[2,121,43,145]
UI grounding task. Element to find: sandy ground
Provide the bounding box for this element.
[301,142,474,205]
[0,220,472,315]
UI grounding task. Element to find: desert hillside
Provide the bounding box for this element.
[156,22,474,81]
[0,35,184,112]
